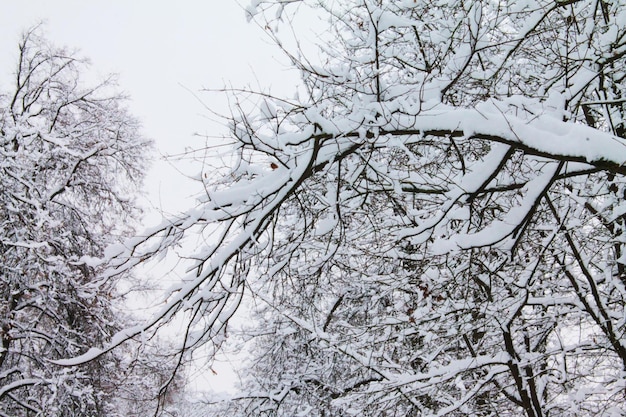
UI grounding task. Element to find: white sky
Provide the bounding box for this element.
[0,0,298,213]
[0,0,302,395]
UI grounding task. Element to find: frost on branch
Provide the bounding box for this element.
[87,1,626,416]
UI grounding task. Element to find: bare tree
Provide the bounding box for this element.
[0,28,160,416]
[70,1,626,416]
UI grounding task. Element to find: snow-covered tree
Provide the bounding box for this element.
[0,29,158,416]
[74,1,626,416]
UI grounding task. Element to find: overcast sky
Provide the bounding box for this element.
[0,0,300,216]
[0,0,305,394]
